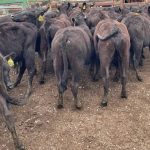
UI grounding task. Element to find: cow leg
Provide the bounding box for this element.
[11,61,26,89]
[71,74,81,109]
[39,50,47,84]
[92,58,100,82]
[0,95,25,150]
[53,58,65,109]
[25,63,36,99]
[113,69,120,82]
[99,43,114,107]
[101,66,109,107]
[132,42,143,81]
[39,28,48,85]
[139,48,144,66]
[119,50,129,99]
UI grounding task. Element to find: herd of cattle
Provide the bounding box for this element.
[0,2,150,149]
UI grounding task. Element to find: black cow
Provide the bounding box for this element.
[122,13,150,81]
[0,22,37,100]
[51,15,95,109]
[38,2,71,84]
[0,53,25,150]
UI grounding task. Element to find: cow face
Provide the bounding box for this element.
[11,7,49,25]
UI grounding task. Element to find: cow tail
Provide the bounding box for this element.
[60,32,69,91]
[97,26,119,41]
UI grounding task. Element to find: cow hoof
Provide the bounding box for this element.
[121,93,127,99]
[7,84,15,89]
[113,77,119,82]
[137,77,143,82]
[57,104,63,109]
[18,145,25,150]
[101,101,107,107]
[76,104,82,110]
[92,77,99,82]
[39,80,45,84]
[16,143,25,150]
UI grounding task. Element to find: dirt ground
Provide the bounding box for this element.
[0,49,150,150]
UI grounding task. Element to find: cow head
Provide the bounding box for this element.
[58,2,73,14]
[72,13,86,26]
[0,52,16,89]
[11,6,49,26]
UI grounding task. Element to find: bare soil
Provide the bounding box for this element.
[0,49,150,150]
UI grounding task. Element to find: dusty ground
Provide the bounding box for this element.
[0,49,150,150]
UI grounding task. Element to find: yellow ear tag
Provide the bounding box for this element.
[7,57,14,67]
[38,15,45,22]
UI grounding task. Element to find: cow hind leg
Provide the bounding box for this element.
[132,42,143,81]
[53,58,65,109]
[99,44,114,107]
[25,65,36,100]
[39,49,48,84]
[0,96,25,150]
[70,60,82,109]
[101,66,109,107]
[71,74,81,109]
[119,50,129,99]
[11,61,26,89]
[24,53,36,100]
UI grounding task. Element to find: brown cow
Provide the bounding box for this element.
[94,19,130,107]
[51,22,95,109]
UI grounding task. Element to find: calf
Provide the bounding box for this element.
[122,13,150,81]
[0,22,37,100]
[38,3,71,84]
[94,19,130,107]
[51,23,94,109]
[0,53,25,150]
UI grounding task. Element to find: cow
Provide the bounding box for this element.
[122,13,150,81]
[0,22,37,100]
[11,6,49,28]
[0,53,25,150]
[94,19,130,107]
[38,2,71,84]
[51,14,95,109]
